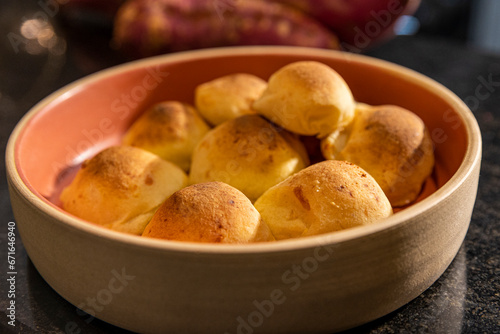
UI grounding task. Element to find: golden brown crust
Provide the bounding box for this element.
[189,115,309,202]
[254,160,392,240]
[123,101,210,171]
[78,145,147,196]
[321,104,435,207]
[142,182,274,243]
[252,61,355,137]
[60,146,188,235]
[195,73,267,126]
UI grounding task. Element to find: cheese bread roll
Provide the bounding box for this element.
[189,115,309,202]
[321,104,434,207]
[142,182,274,243]
[253,61,355,137]
[60,146,188,235]
[195,73,267,126]
[123,101,210,171]
[254,160,392,240]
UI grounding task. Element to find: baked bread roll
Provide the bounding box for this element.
[60,146,188,235]
[123,101,210,171]
[195,73,267,126]
[252,61,355,137]
[321,104,435,207]
[142,182,274,243]
[254,160,392,240]
[189,115,309,202]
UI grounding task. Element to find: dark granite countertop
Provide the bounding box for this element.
[0,2,499,333]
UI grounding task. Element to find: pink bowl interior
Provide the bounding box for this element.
[14,50,468,216]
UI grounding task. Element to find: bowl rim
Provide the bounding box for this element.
[6,45,482,255]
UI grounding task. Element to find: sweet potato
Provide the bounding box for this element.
[112,0,340,58]
[272,0,420,51]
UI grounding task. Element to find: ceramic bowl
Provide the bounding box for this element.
[6,46,481,333]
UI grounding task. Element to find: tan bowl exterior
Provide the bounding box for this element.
[6,47,481,334]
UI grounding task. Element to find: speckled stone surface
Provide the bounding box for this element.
[0,3,499,332]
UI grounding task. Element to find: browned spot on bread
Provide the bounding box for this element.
[285,61,336,92]
[145,174,154,185]
[336,184,354,197]
[82,146,145,194]
[293,186,310,211]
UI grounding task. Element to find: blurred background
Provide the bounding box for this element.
[1,0,499,100]
[1,0,499,108]
[416,0,499,53]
